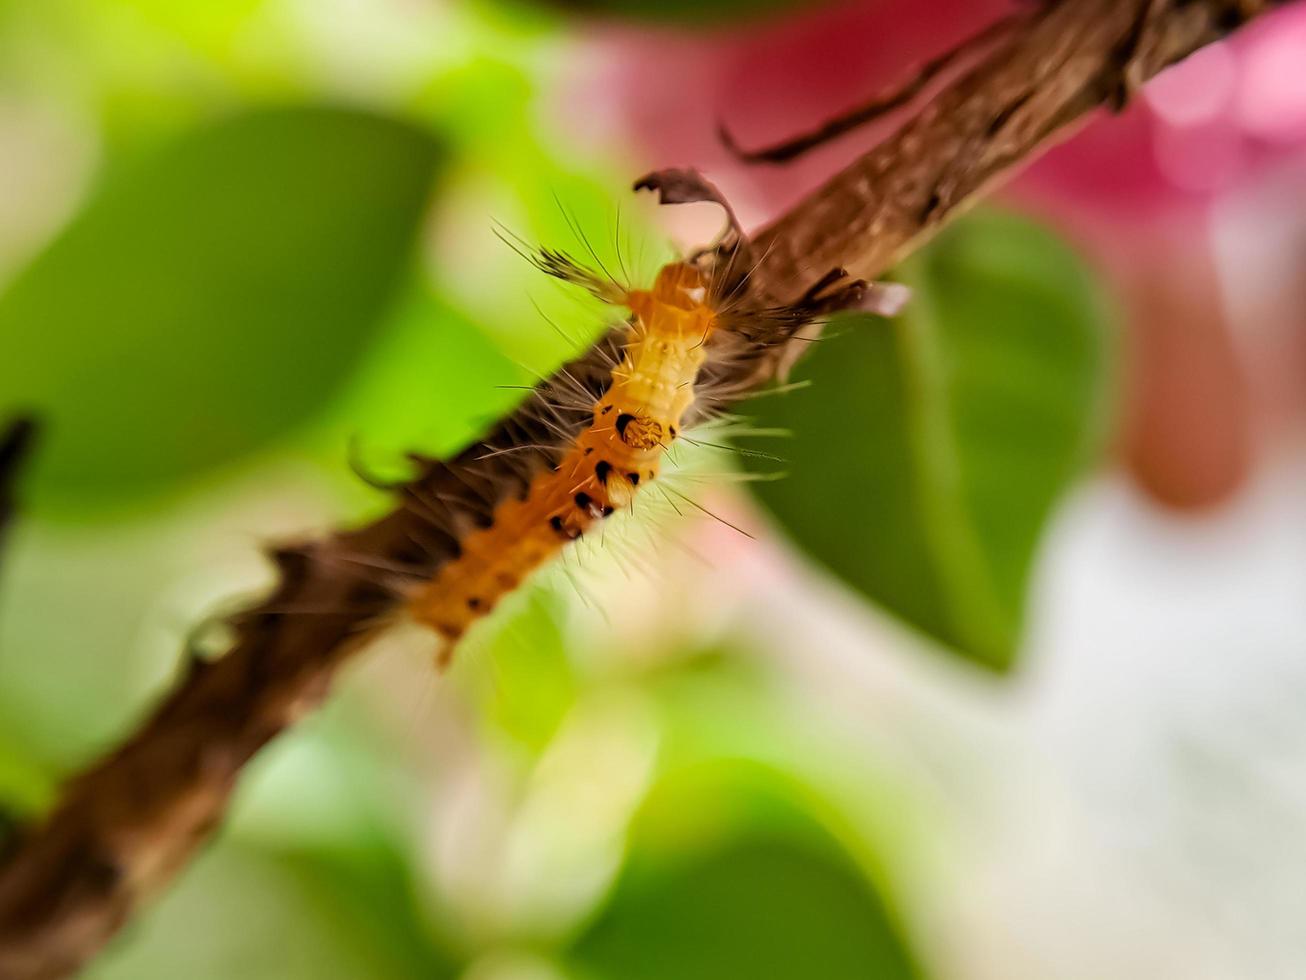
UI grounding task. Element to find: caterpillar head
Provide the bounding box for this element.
[649,261,708,310]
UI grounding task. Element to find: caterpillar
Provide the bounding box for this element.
[389,170,908,666]
[409,258,713,650]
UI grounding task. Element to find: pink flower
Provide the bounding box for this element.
[565,1,1306,509]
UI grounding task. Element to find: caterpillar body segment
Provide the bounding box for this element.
[409,261,717,657]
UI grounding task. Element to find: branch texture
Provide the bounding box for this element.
[0,1,1288,976]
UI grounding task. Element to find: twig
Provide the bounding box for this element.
[0,2,1289,976]
[747,0,1281,304]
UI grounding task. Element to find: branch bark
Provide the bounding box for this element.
[0,1,1288,976]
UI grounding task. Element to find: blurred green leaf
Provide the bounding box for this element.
[324,289,527,489]
[275,844,463,980]
[89,842,460,980]
[745,211,1112,671]
[94,702,463,980]
[0,106,440,514]
[571,765,923,980]
[0,734,54,816]
[474,588,578,755]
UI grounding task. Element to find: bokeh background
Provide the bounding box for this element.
[1,0,1305,977]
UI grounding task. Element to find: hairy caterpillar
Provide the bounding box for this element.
[386,170,908,665]
[409,259,712,649]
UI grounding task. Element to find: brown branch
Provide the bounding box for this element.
[749,0,1283,301]
[0,1,1288,976]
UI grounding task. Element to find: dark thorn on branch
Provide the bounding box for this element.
[633,167,747,246]
[0,415,39,560]
[1108,0,1166,111]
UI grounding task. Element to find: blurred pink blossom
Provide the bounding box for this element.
[563,0,1306,510]
[1023,3,1306,226]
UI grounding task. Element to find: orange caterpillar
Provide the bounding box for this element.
[410,260,715,654]
[401,169,906,665]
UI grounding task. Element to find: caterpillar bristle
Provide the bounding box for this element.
[680,436,785,464]
[311,549,429,582]
[552,192,629,291]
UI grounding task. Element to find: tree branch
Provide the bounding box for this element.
[0,1,1288,976]
[751,0,1281,299]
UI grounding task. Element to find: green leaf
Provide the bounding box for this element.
[324,290,528,476]
[475,588,579,755]
[89,842,461,980]
[571,766,923,980]
[94,705,463,980]
[744,211,1112,671]
[275,846,463,980]
[0,734,54,817]
[0,106,440,514]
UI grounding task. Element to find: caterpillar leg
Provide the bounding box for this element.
[758,267,911,381]
[435,638,456,672]
[794,267,911,319]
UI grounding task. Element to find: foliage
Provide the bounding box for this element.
[0,108,440,512]
[746,213,1112,670]
[0,0,1116,976]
